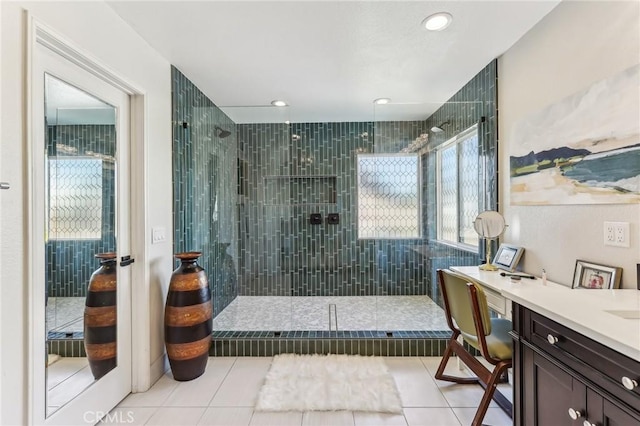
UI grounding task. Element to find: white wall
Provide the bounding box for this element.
[499,1,640,289]
[0,2,173,424]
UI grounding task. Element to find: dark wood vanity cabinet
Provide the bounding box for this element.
[512,303,640,426]
[588,389,640,426]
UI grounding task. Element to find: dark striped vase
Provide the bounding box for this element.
[165,252,212,381]
[84,252,117,380]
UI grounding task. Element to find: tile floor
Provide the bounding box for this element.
[47,357,94,416]
[103,357,512,426]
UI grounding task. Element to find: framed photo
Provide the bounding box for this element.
[572,260,622,289]
[492,244,524,272]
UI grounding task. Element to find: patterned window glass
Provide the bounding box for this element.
[49,158,103,239]
[438,145,457,242]
[357,154,421,239]
[437,125,479,247]
[459,133,479,246]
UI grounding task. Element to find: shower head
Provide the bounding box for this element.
[430,121,450,133]
[215,126,232,139]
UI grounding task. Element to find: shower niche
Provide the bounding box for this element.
[264,175,337,205]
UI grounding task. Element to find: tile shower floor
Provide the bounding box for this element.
[47,297,85,334]
[212,296,449,331]
[46,296,449,334]
[47,296,448,332]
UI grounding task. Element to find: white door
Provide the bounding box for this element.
[31,37,133,425]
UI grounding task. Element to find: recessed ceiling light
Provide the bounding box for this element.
[271,100,287,107]
[422,12,453,31]
[373,98,391,105]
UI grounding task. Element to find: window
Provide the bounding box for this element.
[48,157,103,240]
[437,125,479,248]
[357,154,421,239]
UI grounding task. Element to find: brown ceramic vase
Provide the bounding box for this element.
[84,252,117,380]
[165,252,212,381]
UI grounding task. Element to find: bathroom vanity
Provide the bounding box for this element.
[451,267,640,426]
[512,303,640,425]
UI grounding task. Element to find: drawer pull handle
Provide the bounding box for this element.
[568,408,582,420]
[621,376,638,390]
[547,334,559,344]
[583,421,596,426]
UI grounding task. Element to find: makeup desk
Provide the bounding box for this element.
[450,266,640,425]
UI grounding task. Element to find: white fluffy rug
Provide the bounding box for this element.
[255,354,402,413]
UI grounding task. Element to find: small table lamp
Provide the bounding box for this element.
[473,211,506,271]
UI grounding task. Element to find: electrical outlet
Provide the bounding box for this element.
[604,222,615,243]
[604,221,630,248]
[615,222,630,247]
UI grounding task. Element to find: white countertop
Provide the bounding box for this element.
[451,266,640,362]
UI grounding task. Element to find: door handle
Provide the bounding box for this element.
[0,182,10,190]
[120,255,135,267]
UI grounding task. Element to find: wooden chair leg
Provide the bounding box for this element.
[434,336,455,380]
[471,361,512,426]
[435,335,480,385]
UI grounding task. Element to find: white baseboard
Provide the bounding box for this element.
[149,352,169,388]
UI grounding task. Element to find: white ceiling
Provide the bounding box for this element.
[107,1,559,123]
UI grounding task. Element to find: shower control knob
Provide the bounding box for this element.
[621,376,638,390]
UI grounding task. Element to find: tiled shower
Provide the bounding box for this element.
[171,60,497,335]
[236,121,431,298]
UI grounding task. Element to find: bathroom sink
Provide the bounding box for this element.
[605,310,640,320]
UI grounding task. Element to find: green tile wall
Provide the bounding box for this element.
[172,66,238,317]
[423,60,498,305]
[237,121,431,297]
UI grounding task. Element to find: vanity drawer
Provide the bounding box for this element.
[523,309,640,409]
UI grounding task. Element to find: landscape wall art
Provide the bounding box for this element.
[510,64,640,205]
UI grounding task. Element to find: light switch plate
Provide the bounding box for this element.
[152,227,166,244]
